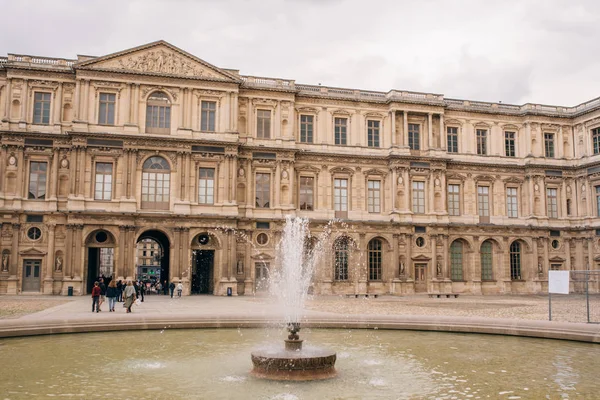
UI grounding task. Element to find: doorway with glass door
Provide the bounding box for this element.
[22,259,41,292]
[414,263,427,293]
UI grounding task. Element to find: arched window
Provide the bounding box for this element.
[480,240,493,281]
[510,241,521,280]
[368,238,382,281]
[141,156,170,210]
[146,92,171,134]
[334,237,349,281]
[450,241,463,281]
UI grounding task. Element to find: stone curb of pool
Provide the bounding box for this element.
[0,315,598,343]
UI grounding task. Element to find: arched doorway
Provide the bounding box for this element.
[190,232,219,294]
[137,230,170,286]
[85,230,116,294]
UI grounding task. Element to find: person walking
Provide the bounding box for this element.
[169,281,175,298]
[116,280,123,302]
[91,281,101,313]
[163,280,168,296]
[139,281,145,302]
[98,278,107,312]
[106,280,118,312]
[176,281,183,298]
[123,281,136,313]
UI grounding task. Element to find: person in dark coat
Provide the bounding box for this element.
[91,281,101,313]
[98,278,107,312]
[139,281,145,302]
[163,280,168,296]
[169,281,175,298]
[106,280,118,312]
[116,280,123,302]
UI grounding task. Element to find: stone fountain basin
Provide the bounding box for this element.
[251,346,337,381]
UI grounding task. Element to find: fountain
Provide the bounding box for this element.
[250,216,337,380]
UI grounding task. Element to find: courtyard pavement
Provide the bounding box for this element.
[0,294,599,343]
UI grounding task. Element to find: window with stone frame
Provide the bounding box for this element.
[412,181,425,214]
[450,240,464,281]
[477,186,490,217]
[255,173,271,208]
[595,186,600,216]
[505,131,516,157]
[200,101,216,131]
[368,238,382,281]
[98,93,116,125]
[447,184,460,216]
[510,241,522,280]
[28,161,48,199]
[334,237,349,281]
[334,178,348,217]
[300,115,314,143]
[476,129,487,155]
[447,126,458,153]
[367,180,381,213]
[334,117,347,145]
[367,120,380,147]
[146,92,171,134]
[506,187,518,218]
[408,123,420,150]
[198,168,215,204]
[544,133,555,158]
[33,92,51,125]
[546,187,558,218]
[299,176,314,210]
[141,156,171,210]
[480,240,493,280]
[594,127,600,155]
[94,162,113,201]
[256,109,271,139]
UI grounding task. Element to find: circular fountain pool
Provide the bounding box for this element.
[1,328,598,399]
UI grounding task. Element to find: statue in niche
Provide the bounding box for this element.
[436,262,442,276]
[399,261,405,275]
[537,262,543,274]
[281,169,288,180]
[238,167,245,177]
[237,259,244,274]
[55,256,63,271]
[1,254,8,271]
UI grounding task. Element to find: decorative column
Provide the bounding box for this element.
[53,83,63,126]
[65,225,73,279]
[531,237,539,281]
[20,79,28,122]
[440,114,446,150]
[565,238,573,271]
[403,111,408,147]
[390,110,396,147]
[3,78,11,119]
[178,153,185,201]
[9,223,20,276]
[49,148,59,200]
[405,233,413,278]
[587,238,594,270]
[172,227,181,281]
[442,235,449,280]
[116,226,126,279]
[73,225,84,281]
[427,113,433,150]
[230,156,238,203]
[274,161,281,208]
[45,223,56,281]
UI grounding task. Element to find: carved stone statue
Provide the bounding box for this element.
[399,262,405,275]
[55,256,63,271]
[238,167,245,177]
[436,262,442,276]
[537,262,543,274]
[1,254,8,271]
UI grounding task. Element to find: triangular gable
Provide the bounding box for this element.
[19,247,47,256]
[412,254,431,261]
[75,40,240,82]
[548,256,566,262]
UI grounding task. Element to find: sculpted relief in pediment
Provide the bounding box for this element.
[92,48,221,78]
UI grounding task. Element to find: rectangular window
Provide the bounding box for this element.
[33,92,51,125]
[367,120,380,147]
[593,128,600,155]
[412,181,425,214]
[300,115,314,143]
[255,173,270,208]
[477,186,489,217]
[505,131,516,157]
[334,118,347,145]
[201,101,216,131]
[257,110,271,139]
[367,180,381,213]
[550,264,561,271]
[143,251,147,257]
[447,184,460,216]
[299,176,314,211]
[28,161,48,199]
[547,188,558,218]
[94,162,113,201]
[198,168,215,204]
[447,127,458,153]
[334,178,348,214]
[476,129,487,155]
[596,186,600,216]
[544,133,555,158]
[506,187,518,218]
[98,93,116,125]
[408,123,420,150]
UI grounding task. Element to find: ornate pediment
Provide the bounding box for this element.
[549,256,566,262]
[75,41,240,82]
[251,252,273,260]
[412,254,431,261]
[19,247,47,256]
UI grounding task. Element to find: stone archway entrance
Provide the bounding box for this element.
[190,232,219,295]
[85,230,116,294]
[137,230,170,286]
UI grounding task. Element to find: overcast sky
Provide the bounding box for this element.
[1,0,599,106]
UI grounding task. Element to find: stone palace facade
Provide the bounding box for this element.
[0,41,599,296]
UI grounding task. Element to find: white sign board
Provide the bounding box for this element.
[548,271,570,294]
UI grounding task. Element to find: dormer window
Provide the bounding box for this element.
[146,92,171,134]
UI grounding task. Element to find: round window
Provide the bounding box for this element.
[27,227,42,241]
[416,237,425,247]
[256,233,269,245]
[198,234,210,246]
[95,231,108,243]
[551,239,560,249]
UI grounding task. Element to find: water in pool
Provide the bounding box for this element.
[0,328,598,399]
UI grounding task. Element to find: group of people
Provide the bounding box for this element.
[91,277,184,313]
[148,280,183,298]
